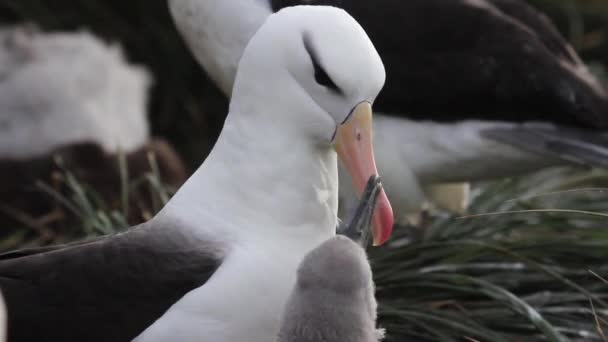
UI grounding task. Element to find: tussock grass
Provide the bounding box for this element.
[0,154,175,250]
[373,168,608,341]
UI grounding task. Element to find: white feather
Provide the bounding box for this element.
[169,0,271,96]
[0,27,151,159]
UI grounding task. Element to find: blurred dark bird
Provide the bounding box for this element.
[0,7,393,342]
[278,176,385,342]
[170,0,608,224]
[0,25,188,228]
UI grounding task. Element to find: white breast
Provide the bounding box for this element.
[134,233,328,342]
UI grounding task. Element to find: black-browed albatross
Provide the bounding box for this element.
[0,6,393,342]
[169,0,608,222]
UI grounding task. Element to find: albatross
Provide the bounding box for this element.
[0,25,150,158]
[0,6,392,342]
[169,0,608,222]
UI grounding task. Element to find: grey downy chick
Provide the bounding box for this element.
[277,176,385,342]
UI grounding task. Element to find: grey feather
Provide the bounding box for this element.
[277,236,383,342]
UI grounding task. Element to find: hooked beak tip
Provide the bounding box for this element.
[335,102,394,246]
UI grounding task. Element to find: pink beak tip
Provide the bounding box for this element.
[372,189,394,246]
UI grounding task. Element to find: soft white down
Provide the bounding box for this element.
[0,26,151,159]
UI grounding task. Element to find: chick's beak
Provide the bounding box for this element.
[335,102,394,246]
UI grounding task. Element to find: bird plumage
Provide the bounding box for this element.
[277,236,383,342]
[0,26,151,158]
[0,222,219,342]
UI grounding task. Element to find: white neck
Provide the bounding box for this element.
[159,63,338,244]
[146,112,338,341]
[142,41,339,341]
[163,117,338,240]
[169,0,272,96]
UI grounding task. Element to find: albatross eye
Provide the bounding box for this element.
[304,33,343,94]
[312,57,341,94]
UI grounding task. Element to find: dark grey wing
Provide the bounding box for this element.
[0,235,109,260]
[482,126,608,168]
[0,223,221,342]
[487,0,581,64]
[272,0,608,128]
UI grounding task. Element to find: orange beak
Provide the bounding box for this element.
[335,102,394,246]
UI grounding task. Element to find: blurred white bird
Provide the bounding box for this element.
[0,25,152,158]
[0,25,189,225]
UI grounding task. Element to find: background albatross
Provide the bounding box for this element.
[169,0,608,222]
[0,6,392,342]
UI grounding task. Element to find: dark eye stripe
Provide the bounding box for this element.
[311,56,341,93]
[303,32,343,95]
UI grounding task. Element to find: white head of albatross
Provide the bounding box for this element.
[135,5,392,342]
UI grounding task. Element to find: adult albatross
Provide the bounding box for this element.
[0,6,393,342]
[169,0,608,221]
